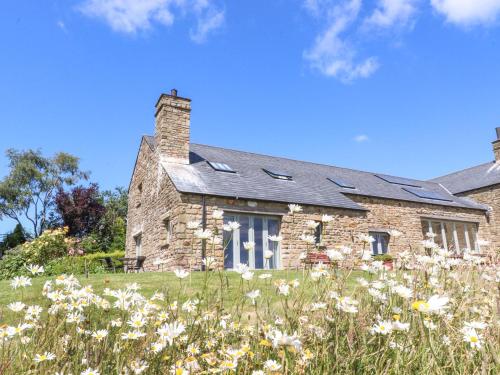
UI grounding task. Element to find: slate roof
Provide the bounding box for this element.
[143,136,487,212]
[431,161,500,194]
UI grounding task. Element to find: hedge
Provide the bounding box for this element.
[44,251,125,276]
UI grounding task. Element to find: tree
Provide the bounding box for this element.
[96,187,128,251]
[0,149,87,237]
[55,183,106,238]
[0,224,26,258]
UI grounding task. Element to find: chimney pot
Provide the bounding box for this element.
[171,88,177,97]
[496,127,500,140]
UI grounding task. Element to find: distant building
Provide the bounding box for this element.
[126,89,493,271]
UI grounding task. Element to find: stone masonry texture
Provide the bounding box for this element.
[126,92,494,271]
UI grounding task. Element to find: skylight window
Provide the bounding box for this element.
[327,177,356,189]
[375,174,422,187]
[402,187,453,202]
[207,161,236,173]
[263,168,293,181]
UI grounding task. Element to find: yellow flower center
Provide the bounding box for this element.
[411,301,429,311]
[393,314,400,321]
[259,339,272,347]
[470,336,478,343]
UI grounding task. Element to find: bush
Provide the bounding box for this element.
[373,254,393,262]
[21,227,69,264]
[44,251,125,276]
[0,247,30,279]
[79,233,103,254]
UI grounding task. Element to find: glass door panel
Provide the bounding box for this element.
[253,217,264,269]
[223,216,236,269]
[267,219,280,269]
[239,216,250,266]
[223,214,280,270]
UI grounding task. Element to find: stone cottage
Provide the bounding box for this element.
[432,128,500,252]
[126,89,493,271]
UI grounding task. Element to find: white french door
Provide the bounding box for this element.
[223,214,280,269]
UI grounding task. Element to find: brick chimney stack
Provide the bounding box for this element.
[155,89,191,164]
[493,127,500,162]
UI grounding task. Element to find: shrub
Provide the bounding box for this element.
[44,251,125,276]
[21,227,69,264]
[373,254,393,262]
[79,233,102,254]
[0,247,30,279]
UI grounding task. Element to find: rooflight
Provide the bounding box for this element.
[375,174,422,187]
[207,161,236,173]
[327,177,355,189]
[263,168,293,181]
[402,187,453,202]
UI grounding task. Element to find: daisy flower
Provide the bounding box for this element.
[34,352,56,363]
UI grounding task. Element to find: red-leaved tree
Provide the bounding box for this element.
[55,183,106,238]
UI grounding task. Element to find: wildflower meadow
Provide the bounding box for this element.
[0,207,499,374]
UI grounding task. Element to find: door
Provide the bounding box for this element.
[223,214,280,269]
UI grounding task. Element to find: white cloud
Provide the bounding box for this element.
[431,0,500,26]
[57,20,68,32]
[190,8,225,43]
[365,0,418,29]
[304,0,379,82]
[354,134,369,142]
[78,0,224,41]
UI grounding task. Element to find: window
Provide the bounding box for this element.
[263,169,293,181]
[223,214,281,270]
[403,187,452,202]
[327,177,356,189]
[370,232,390,255]
[136,183,143,208]
[163,218,172,245]
[314,222,323,244]
[375,174,422,187]
[134,234,142,257]
[207,161,236,173]
[421,219,479,253]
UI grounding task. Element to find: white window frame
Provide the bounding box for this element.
[424,219,478,252]
[134,234,142,257]
[163,218,172,245]
[369,231,390,255]
[224,214,281,270]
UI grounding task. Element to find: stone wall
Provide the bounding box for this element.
[458,185,500,250]
[129,188,488,271]
[126,138,187,271]
[127,136,490,271]
[155,92,191,165]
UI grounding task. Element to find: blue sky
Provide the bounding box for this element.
[2,0,500,233]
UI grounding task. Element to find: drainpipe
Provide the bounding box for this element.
[201,195,207,271]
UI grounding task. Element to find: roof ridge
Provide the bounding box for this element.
[430,161,494,181]
[190,142,437,186]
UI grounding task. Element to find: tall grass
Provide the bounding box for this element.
[0,244,498,374]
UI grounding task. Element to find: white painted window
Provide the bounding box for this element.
[370,232,390,255]
[163,218,172,245]
[314,221,323,245]
[134,234,142,257]
[422,220,479,252]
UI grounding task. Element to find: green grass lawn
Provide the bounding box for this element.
[0,270,362,324]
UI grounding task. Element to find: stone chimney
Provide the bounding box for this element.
[155,89,191,164]
[493,127,500,162]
